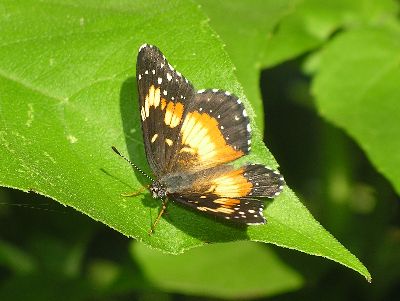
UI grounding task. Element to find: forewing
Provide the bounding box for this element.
[136,44,195,176]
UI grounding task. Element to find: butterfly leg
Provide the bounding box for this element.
[121,185,149,197]
[148,198,168,235]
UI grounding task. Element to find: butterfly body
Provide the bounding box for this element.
[130,44,285,228]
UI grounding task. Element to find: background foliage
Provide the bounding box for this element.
[1,0,399,300]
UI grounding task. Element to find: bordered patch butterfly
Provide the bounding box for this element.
[113,44,285,234]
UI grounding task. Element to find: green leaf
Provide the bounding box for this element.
[0,0,369,281]
[132,241,303,299]
[312,26,400,196]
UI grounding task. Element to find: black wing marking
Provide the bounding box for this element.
[136,44,195,176]
[242,164,285,198]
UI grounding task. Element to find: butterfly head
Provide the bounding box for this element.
[149,181,168,199]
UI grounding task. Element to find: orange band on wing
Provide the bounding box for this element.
[197,198,242,214]
[164,101,184,128]
[141,85,184,127]
[180,111,243,165]
[141,85,160,120]
[141,85,161,121]
[212,169,252,198]
[161,98,167,110]
[213,198,241,208]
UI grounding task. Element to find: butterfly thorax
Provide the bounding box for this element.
[150,172,196,199]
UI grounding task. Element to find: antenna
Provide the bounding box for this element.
[111,146,154,182]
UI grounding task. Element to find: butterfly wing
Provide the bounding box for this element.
[137,45,252,177]
[137,44,195,176]
[168,164,285,224]
[166,89,252,174]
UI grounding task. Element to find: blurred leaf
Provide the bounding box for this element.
[264,0,398,69]
[0,0,369,281]
[87,259,121,289]
[0,240,36,274]
[198,0,298,130]
[199,0,397,129]
[132,241,303,299]
[0,274,92,301]
[313,26,400,195]
[30,236,86,277]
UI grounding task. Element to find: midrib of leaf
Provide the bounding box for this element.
[0,71,62,102]
[354,59,400,106]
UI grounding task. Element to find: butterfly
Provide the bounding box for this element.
[113,44,285,234]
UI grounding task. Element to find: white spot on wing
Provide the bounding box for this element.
[151,134,158,143]
[139,44,147,51]
[165,138,173,146]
